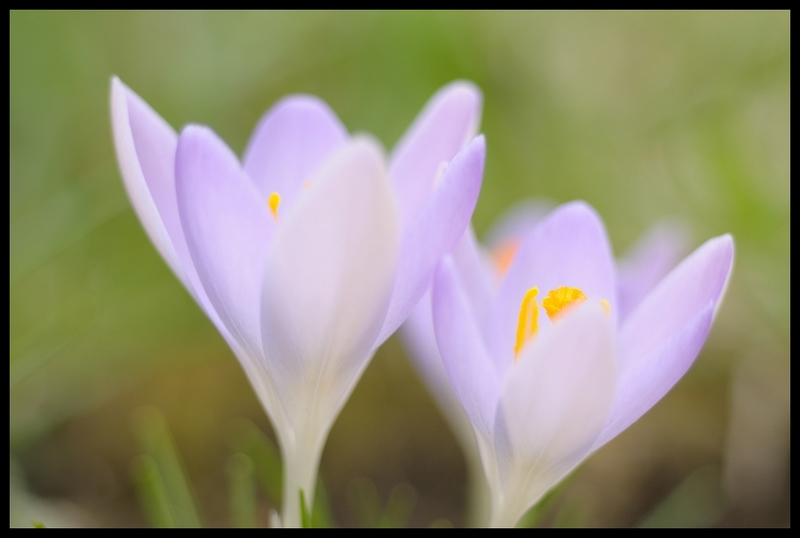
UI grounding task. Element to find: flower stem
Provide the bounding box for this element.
[464,452,492,527]
[279,429,325,528]
[490,503,523,528]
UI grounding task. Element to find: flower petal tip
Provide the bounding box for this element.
[706,234,735,317]
[436,79,483,112]
[110,77,130,128]
[110,75,126,96]
[431,80,483,139]
[469,133,486,152]
[557,200,602,220]
[714,233,735,256]
[271,93,340,116]
[179,123,213,139]
[349,133,388,163]
[246,93,348,149]
[452,134,486,174]
[177,125,219,160]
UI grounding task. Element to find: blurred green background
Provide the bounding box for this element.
[10,11,789,527]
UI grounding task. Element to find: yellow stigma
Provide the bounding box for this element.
[542,286,587,321]
[268,192,281,221]
[600,299,611,317]
[514,286,539,360]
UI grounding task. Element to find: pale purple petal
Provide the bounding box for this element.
[111,77,240,349]
[399,290,469,433]
[432,257,500,437]
[617,234,734,374]
[389,81,482,226]
[488,201,617,375]
[451,226,496,330]
[260,137,400,418]
[401,227,495,451]
[242,95,349,218]
[400,226,494,446]
[495,305,616,512]
[593,302,714,450]
[377,135,485,344]
[617,219,690,322]
[176,125,275,360]
[110,77,185,287]
[591,235,734,448]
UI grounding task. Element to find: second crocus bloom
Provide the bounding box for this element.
[111,78,485,526]
[431,201,733,527]
[400,201,689,526]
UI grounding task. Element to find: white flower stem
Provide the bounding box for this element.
[488,488,531,529]
[463,444,492,527]
[489,501,524,528]
[280,429,325,528]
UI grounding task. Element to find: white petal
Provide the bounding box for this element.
[110,77,186,287]
[260,136,400,428]
[494,305,616,523]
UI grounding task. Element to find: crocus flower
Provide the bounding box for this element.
[400,201,688,526]
[110,77,484,526]
[429,201,733,527]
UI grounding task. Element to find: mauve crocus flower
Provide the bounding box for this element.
[110,77,484,526]
[429,201,732,527]
[400,201,688,526]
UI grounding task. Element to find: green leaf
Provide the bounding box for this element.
[311,477,336,528]
[229,419,282,506]
[227,452,257,528]
[347,477,382,527]
[130,454,176,528]
[348,478,417,528]
[637,466,726,528]
[378,483,417,528]
[133,406,202,528]
[516,467,577,528]
[228,419,336,527]
[300,489,312,528]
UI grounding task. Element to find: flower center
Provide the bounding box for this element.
[542,286,587,321]
[268,192,281,222]
[514,286,600,360]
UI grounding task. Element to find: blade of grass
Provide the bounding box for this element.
[133,406,202,528]
[300,489,312,528]
[130,454,176,528]
[229,419,282,506]
[227,452,257,528]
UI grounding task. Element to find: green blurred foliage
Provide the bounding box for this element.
[10,11,788,527]
[226,452,257,528]
[131,407,202,527]
[638,466,726,528]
